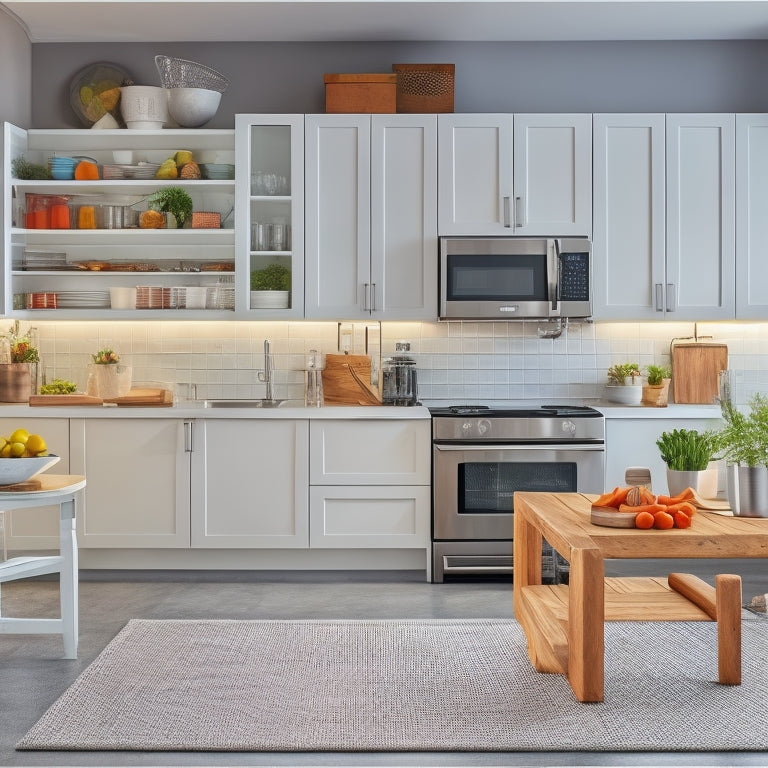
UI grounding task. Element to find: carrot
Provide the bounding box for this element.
[657,488,695,506]
[594,487,620,507]
[625,486,657,507]
[619,502,666,515]
[653,510,675,530]
[666,501,697,517]
[673,510,692,529]
[635,511,655,529]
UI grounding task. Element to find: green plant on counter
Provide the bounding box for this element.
[40,379,77,394]
[146,187,193,228]
[718,394,768,468]
[607,362,640,386]
[656,428,719,471]
[646,364,672,386]
[250,263,291,292]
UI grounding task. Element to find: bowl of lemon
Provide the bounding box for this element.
[0,429,60,486]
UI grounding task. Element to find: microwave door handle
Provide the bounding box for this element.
[549,240,561,315]
[434,444,606,452]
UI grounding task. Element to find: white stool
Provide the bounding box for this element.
[0,475,86,658]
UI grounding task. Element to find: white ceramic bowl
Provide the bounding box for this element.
[604,384,643,405]
[0,454,60,486]
[167,88,221,128]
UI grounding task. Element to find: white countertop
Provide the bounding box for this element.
[0,402,433,420]
[594,403,722,419]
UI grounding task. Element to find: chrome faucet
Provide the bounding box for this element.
[258,339,274,401]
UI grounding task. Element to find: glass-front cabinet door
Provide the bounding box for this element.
[235,114,304,317]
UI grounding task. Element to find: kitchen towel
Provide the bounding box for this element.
[17,617,768,752]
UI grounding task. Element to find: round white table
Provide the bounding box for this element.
[0,474,86,658]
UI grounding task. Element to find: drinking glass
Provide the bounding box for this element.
[271,223,288,251]
[252,222,271,251]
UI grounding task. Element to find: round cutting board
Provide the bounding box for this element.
[590,506,637,528]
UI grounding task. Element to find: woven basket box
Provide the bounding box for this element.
[324,74,397,113]
[392,63,455,113]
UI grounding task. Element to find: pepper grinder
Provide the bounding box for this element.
[304,349,324,407]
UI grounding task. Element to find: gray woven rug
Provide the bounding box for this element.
[17,618,768,752]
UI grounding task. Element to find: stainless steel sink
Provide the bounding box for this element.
[201,399,287,408]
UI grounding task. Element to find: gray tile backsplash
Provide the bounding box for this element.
[16,318,768,406]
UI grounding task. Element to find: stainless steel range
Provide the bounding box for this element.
[430,404,605,582]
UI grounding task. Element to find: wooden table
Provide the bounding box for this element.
[0,474,86,658]
[513,491,768,703]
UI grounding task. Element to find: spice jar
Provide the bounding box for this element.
[78,205,96,229]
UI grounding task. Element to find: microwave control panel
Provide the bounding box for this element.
[559,252,590,301]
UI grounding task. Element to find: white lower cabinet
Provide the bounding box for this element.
[0,416,70,550]
[190,419,309,548]
[309,419,431,551]
[70,418,191,548]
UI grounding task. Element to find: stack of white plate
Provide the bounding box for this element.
[55,290,111,309]
[200,163,235,180]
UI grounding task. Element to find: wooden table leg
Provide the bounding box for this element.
[568,544,605,702]
[59,498,78,659]
[716,574,741,685]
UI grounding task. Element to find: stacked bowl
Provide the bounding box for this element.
[155,55,229,128]
[48,157,78,180]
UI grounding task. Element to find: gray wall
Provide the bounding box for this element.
[31,39,768,128]
[0,8,31,127]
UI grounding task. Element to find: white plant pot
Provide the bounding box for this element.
[666,462,719,499]
[250,290,289,309]
[120,86,168,130]
[605,384,643,405]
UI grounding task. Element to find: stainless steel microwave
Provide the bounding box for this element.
[439,237,592,321]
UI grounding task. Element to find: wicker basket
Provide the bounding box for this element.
[392,63,455,113]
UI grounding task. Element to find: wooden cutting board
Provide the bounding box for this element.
[671,343,728,404]
[29,394,103,406]
[104,388,174,407]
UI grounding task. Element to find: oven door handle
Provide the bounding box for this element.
[434,443,605,452]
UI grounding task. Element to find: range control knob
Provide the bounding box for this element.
[477,419,491,437]
[561,419,577,435]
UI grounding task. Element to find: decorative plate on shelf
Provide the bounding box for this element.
[69,62,133,127]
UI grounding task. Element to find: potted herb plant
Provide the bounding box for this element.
[145,187,193,228]
[250,263,291,309]
[656,427,720,498]
[605,362,642,405]
[718,395,768,517]
[85,347,132,399]
[642,364,672,407]
[0,326,40,403]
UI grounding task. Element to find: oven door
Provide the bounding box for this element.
[432,443,605,540]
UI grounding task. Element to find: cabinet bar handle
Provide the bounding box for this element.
[503,196,511,228]
[371,282,377,312]
[363,283,370,311]
[655,283,664,311]
[666,283,676,312]
[515,196,522,228]
[184,421,193,453]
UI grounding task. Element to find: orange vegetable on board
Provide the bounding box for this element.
[666,501,697,517]
[74,160,99,180]
[657,488,696,506]
[619,503,666,515]
[653,511,675,530]
[673,510,693,529]
[635,511,655,529]
[625,486,657,506]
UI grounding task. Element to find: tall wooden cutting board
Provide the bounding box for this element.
[671,343,728,404]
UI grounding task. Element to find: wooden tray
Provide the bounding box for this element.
[104,388,174,407]
[29,394,103,406]
[590,506,637,528]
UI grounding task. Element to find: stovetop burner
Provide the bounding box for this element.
[431,404,603,418]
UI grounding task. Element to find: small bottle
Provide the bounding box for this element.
[78,205,96,229]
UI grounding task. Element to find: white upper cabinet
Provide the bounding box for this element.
[593,113,736,321]
[437,114,592,237]
[665,113,735,321]
[304,113,437,320]
[736,114,768,319]
[592,114,666,320]
[235,114,304,318]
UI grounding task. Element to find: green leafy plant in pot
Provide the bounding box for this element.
[605,362,642,404]
[146,187,193,228]
[642,364,672,407]
[657,427,720,499]
[250,263,291,309]
[718,394,768,516]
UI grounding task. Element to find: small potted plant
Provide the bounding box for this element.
[657,427,720,498]
[0,325,39,402]
[718,395,768,516]
[605,362,642,405]
[145,187,193,228]
[250,263,291,309]
[642,363,672,407]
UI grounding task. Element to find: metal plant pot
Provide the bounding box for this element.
[0,362,35,402]
[727,464,768,518]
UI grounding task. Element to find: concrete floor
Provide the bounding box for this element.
[1,562,767,768]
